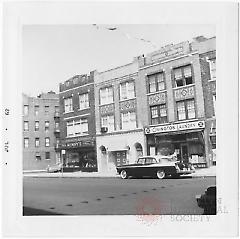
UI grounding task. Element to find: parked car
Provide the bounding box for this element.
[46,163,63,173]
[116,155,195,179]
[196,186,216,214]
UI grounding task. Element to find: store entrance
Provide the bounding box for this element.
[180,143,189,163]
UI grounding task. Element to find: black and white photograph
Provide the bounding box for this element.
[1,1,238,237]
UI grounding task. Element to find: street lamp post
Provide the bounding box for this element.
[61,149,66,177]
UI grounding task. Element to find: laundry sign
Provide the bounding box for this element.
[144,120,205,134]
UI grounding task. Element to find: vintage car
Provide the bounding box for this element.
[46,163,63,173]
[116,155,195,179]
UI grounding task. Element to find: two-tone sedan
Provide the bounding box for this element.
[116,156,195,179]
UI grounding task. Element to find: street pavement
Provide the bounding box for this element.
[23,176,216,215]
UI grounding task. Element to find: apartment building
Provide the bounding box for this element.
[23,91,60,170]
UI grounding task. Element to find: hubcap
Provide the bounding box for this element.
[157,170,165,179]
[121,170,127,179]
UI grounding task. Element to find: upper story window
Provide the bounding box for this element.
[209,59,216,80]
[66,118,88,137]
[120,81,135,100]
[150,104,167,125]
[55,106,59,113]
[35,121,39,131]
[101,115,115,132]
[64,97,73,113]
[79,93,89,110]
[44,105,49,114]
[100,86,113,105]
[24,138,29,148]
[45,137,50,147]
[176,99,196,121]
[23,105,29,116]
[34,105,39,116]
[35,138,40,147]
[173,65,193,87]
[148,72,165,93]
[45,121,50,131]
[121,111,137,130]
[213,94,216,116]
[24,121,29,131]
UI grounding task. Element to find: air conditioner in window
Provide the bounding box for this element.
[101,127,108,133]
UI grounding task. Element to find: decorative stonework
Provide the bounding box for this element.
[119,99,136,111]
[148,92,166,105]
[100,104,115,115]
[174,85,195,101]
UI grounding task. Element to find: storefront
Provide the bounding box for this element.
[60,137,97,172]
[96,131,145,172]
[145,120,208,167]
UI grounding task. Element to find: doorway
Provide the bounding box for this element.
[180,144,189,162]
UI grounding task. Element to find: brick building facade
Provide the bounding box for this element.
[23,92,60,170]
[58,72,97,172]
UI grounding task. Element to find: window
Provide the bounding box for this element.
[23,105,29,116]
[24,138,29,148]
[173,65,193,87]
[137,158,145,164]
[35,153,41,161]
[79,93,89,110]
[150,104,167,125]
[45,121,50,131]
[45,137,50,147]
[120,81,135,100]
[101,115,115,132]
[24,121,29,131]
[35,138,40,147]
[55,122,60,129]
[100,87,113,105]
[64,97,73,113]
[55,106,59,112]
[45,152,50,160]
[148,72,165,93]
[213,94,216,116]
[121,111,137,130]
[145,157,157,164]
[209,59,216,80]
[176,99,196,120]
[34,105,39,116]
[35,121,39,131]
[45,105,49,114]
[67,119,88,137]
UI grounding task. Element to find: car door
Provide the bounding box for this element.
[133,157,145,177]
[144,157,157,176]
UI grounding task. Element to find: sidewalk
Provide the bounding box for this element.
[23,166,216,178]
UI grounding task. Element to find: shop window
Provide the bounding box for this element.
[35,138,40,147]
[120,81,135,100]
[209,59,216,80]
[100,86,113,105]
[24,121,29,131]
[173,65,193,88]
[79,93,89,110]
[176,99,196,120]
[45,152,50,160]
[45,137,50,147]
[35,121,39,131]
[121,111,136,130]
[24,138,29,148]
[148,72,165,93]
[101,115,115,132]
[64,97,73,113]
[150,104,167,125]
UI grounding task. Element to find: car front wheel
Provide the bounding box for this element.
[156,170,165,179]
[120,170,128,179]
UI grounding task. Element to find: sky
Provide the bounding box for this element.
[23,24,215,97]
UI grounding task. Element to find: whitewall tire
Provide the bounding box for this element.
[120,170,128,179]
[156,170,165,179]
